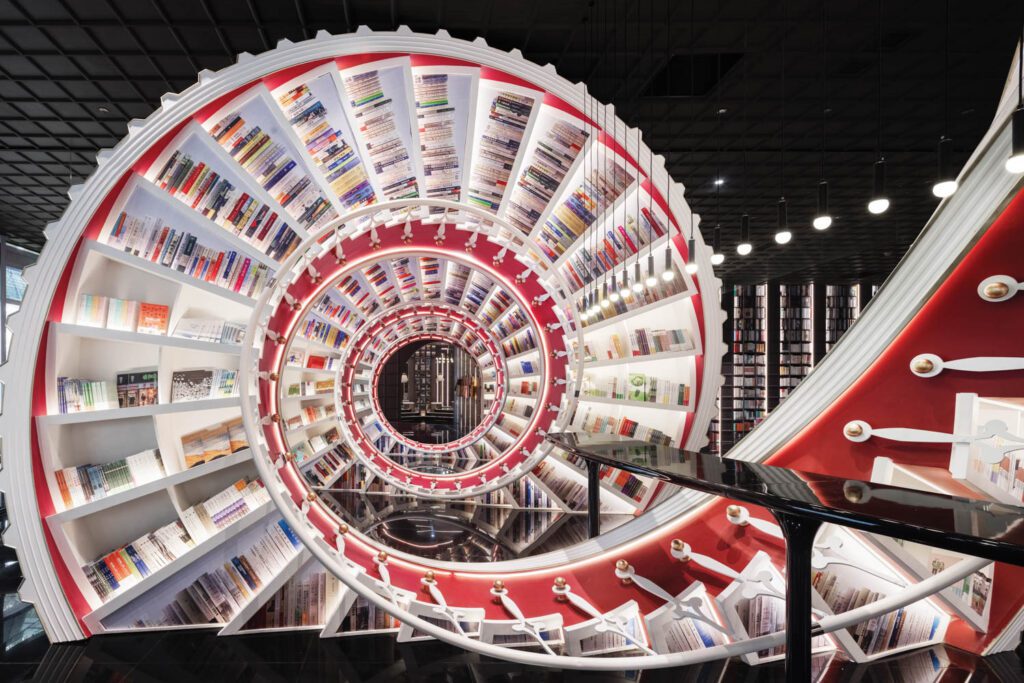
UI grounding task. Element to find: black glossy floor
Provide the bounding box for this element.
[3,547,1024,682]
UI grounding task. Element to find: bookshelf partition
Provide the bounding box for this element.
[4,26,1024,673]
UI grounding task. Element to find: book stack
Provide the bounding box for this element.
[463,272,494,312]
[275,72,376,211]
[105,211,274,295]
[813,568,941,655]
[505,115,589,236]
[826,284,858,352]
[503,398,534,419]
[172,318,246,344]
[76,294,170,335]
[180,416,248,468]
[116,370,158,408]
[391,256,420,301]
[341,66,419,201]
[364,263,399,308]
[83,520,194,601]
[136,519,302,628]
[493,310,528,340]
[54,449,165,509]
[480,288,513,325]
[538,160,636,262]
[599,465,650,504]
[244,565,342,630]
[208,107,337,231]
[152,150,300,260]
[170,368,239,403]
[467,89,536,214]
[740,595,786,659]
[179,478,271,544]
[56,377,117,414]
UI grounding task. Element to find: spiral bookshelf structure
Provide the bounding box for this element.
[4,26,1024,675]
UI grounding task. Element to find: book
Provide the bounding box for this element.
[116,369,158,408]
[137,303,170,335]
[105,298,139,331]
[76,294,109,328]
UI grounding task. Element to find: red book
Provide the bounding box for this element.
[179,162,206,196]
[226,194,248,224]
[207,252,225,282]
[151,227,170,262]
[233,258,252,292]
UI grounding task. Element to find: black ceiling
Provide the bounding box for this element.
[0,0,1021,285]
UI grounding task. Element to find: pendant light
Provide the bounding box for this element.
[813,2,833,230]
[775,198,791,244]
[661,244,676,280]
[1006,22,1024,173]
[932,0,958,198]
[737,213,752,255]
[609,272,621,302]
[774,3,792,245]
[868,0,890,214]
[710,226,725,265]
[685,220,698,275]
[631,260,644,293]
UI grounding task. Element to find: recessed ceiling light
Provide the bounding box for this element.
[713,177,724,186]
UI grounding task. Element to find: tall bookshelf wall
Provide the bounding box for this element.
[778,284,813,402]
[825,285,859,353]
[723,284,767,451]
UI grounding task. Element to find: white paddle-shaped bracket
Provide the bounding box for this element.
[843,419,1024,464]
[421,575,468,636]
[726,505,784,540]
[812,537,906,586]
[613,564,729,635]
[670,541,785,601]
[911,353,1024,378]
[491,583,558,656]
[374,553,398,603]
[553,577,656,655]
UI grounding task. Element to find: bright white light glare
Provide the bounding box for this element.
[645,274,658,287]
[813,215,833,230]
[600,298,611,308]
[684,262,699,275]
[710,253,725,266]
[632,281,644,293]
[774,230,792,245]
[932,180,958,198]
[737,242,752,256]
[713,177,725,186]
[868,198,890,214]
[661,270,675,281]
[1006,154,1024,174]
[618,285,631,298]
[609,291,621,302]
[580,310,590,320]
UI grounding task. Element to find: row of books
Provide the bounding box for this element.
[581,372,690,407]
[340,66,420,200]
[152,149,300,260]
[575,408,674,446]
[179,478,271,545]
[286,349,340,371]
[580,327,692,362]
[170,368,239,403]
[493,309,529,340]
[501,329,536,357]
[300,317,349,350]
[413,71,464,204]
[532,461,586,511]
[466,88,535,214]
[480,288,513,325]
[54,449,164,509]
[813,568,942,655]
[275,71,377,211]
[309,292,361,331]
[208,103,337,230]
[76,294,169,335]
[537,160,636,262]
[341,596,401,632]
[56,377,116,413]
[285,404,337,431]
[302,446,351,487]
[83,518,195,602]
[105,210,273,298]
[724,284,768,451]
[292,426,342,465]
[504,112,589,236]
[503,398,534,419]
[243,566,342,630]
[286,379,335,398]
[561,209,668,292]
[578,274,685,328]
[181,416,249,469]
[444,262,470,305]
[173,318,246,345]
[137,518,302,628]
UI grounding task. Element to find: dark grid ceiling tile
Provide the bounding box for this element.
[0,0,1020,286]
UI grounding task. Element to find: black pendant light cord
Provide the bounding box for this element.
[820,1,827,181]
[780,0,786,202]
[944,0,950,141]
[877,0,883,159]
